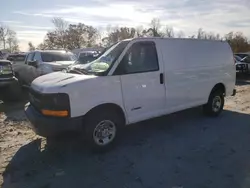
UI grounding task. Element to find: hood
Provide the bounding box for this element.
[31,71,96,93]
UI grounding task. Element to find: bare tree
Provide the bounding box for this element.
[147,18,163,37]
[0,23,10,49]
[135,26,144,37]
[12,39,19,52]
[197,28,205,39]
[37,43,46,50]
[7,30,18,52]
[52,17,68,31]
[215,33,221,41]
[177,30,185,38]
[28,42,36,51]
[164,26,175,38]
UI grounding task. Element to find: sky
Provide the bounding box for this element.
[1,0,250,51]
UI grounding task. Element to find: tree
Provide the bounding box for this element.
[11,39,19,52]
[28,42,35,51]
[65,23,99,49]
[51,17,68,49]
[103,27,136,46]
[195,28,222,41]
[135,26,145,37]
[176,30,185,38]
[0,23,10,49]
[147,18,163,37]
[225,32,250,52]
[52,17,68,31]
[7,30,19,52]
[164,26,175,38]
[41,18,99,50]
[197,28,205,39]
[82,25,99,47]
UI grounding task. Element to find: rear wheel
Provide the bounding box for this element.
[84,108,124,152]
[203,89,224,116]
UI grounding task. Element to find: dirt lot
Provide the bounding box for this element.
[1,76,250,188]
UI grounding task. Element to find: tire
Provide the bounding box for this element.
[203,89,224,117]
[84,108,124,152]
[4,80,23,102]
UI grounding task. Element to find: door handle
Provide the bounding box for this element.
[160,73,164,84]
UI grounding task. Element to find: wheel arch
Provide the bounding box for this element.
[84,103,127,125]
[207,83,226,101]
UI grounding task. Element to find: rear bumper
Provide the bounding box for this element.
[24,103,82,137]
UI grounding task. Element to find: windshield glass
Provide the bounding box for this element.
[83,41,129,73]
[41,51,76,62]
[7,55,26,62]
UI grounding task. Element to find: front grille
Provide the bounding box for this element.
[0,74,13,79]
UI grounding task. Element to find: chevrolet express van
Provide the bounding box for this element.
[25,38,236,151]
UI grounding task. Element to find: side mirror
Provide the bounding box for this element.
[28,60,38,68]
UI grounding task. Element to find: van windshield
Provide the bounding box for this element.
[83,41,129,74]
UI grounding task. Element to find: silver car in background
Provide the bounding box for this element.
[14,50,77,86]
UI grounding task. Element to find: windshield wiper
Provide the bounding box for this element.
[68,67,93,75]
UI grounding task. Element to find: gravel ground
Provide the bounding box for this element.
[1,76,250,188]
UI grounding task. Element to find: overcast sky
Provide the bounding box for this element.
[1,0,250,50]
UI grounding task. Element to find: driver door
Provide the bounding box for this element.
[114,41,166,123]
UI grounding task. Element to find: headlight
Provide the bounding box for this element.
[29,89,70,117]
[0,65,12,74]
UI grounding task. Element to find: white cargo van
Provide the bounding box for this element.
[25,38,236,151]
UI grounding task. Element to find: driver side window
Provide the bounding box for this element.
[33,52,40,61]
[25,53,35,64]
[115,41,159,75]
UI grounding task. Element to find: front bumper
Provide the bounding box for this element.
[24,103,82,137]
[0,77,15,87]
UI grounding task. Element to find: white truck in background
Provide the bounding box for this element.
[25,38,236,151]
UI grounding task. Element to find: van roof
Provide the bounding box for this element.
[124,37,226,43]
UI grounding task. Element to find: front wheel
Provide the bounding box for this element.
[203,90,224,116]
[84,109,124,152]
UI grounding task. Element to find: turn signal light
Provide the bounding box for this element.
[41,110,68,117]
